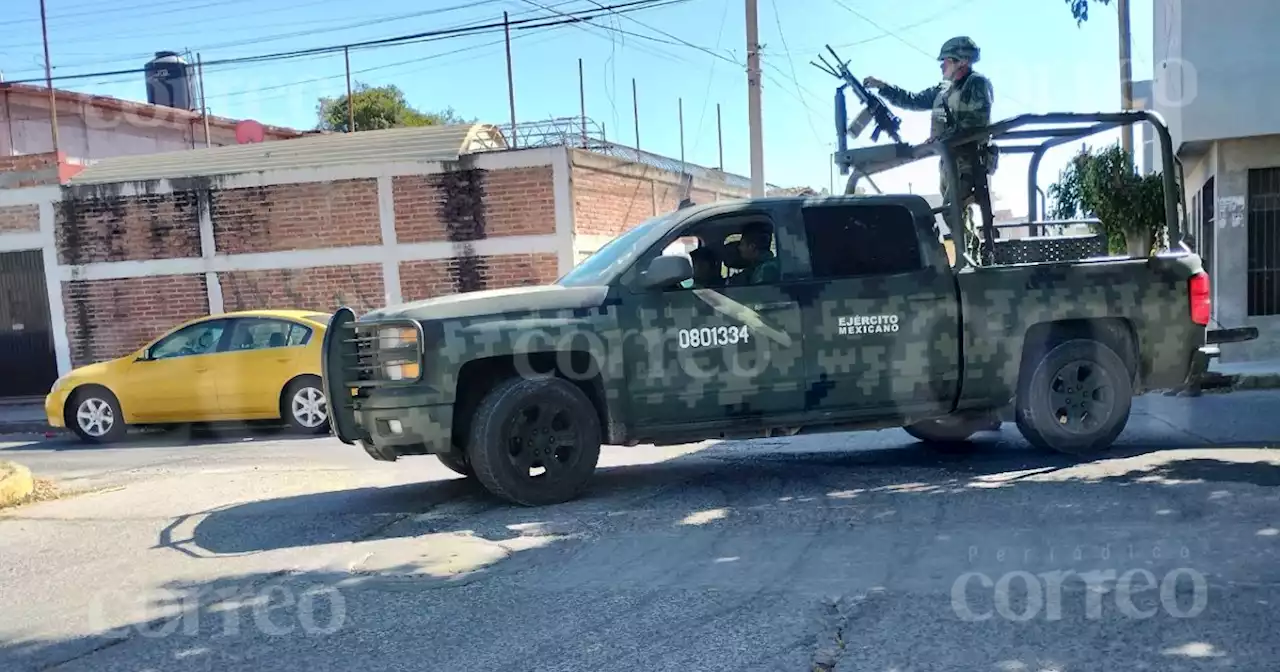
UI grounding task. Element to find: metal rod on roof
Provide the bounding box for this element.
[578,58,586,147]
[504,12,518,148]
[38,0,60,157]
[716,103,723,170]
[632,78,639,156]
[197,53,211,148]
[678,97,685,169]
[344,47,354,132]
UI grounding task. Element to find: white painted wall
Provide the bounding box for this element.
[0,146,575,376]
[1154,0,1280,151]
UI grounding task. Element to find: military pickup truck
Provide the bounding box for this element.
[321,111,1254,506]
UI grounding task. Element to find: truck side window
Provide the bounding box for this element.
[801,203,924,278]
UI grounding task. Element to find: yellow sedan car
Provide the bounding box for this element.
[45,309,333,443]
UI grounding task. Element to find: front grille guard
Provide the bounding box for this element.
[321,307,425,444]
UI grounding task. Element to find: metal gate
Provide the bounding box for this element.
[0,250,58,398]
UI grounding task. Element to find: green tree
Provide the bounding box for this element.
[1047,142,1168,256]
[1065,0,1111,24]
[316,82,471,132]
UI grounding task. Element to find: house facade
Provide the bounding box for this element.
[1153,0,1280,362]
[0,124,755,399]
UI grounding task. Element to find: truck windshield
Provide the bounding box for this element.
[556,213,676,287]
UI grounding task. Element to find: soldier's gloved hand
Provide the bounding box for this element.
[862,76,885,89]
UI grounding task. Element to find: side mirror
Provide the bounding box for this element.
[135,349,152,362]
[640,254,693,290]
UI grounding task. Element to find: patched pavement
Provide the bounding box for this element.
[1,392,1279,671]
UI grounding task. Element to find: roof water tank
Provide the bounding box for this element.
[145,51,194,110]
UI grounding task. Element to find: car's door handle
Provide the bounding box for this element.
[907,293,949,302]
[751,302,791,312]
[194,368,209,373]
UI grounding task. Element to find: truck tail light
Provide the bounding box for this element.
[1189,271,1211,326]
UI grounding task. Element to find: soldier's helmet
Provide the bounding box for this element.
[938,36,980,63]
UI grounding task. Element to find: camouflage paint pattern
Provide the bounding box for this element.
[324,196,1209,456]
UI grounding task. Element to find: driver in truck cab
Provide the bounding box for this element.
[728,220,780,286]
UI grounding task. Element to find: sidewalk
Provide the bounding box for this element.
[1210,358,1280,390]
[0,398,53,437]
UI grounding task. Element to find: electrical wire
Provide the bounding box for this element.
[1,0,689,86]
[3,0,526,74]
[767,0,827,147]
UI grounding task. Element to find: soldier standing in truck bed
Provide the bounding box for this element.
[861,36,996,247]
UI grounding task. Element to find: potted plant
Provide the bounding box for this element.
[1047,142,1169,256]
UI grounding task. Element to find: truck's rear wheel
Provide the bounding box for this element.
[1015,338,1132,457]
[467,375,601,506]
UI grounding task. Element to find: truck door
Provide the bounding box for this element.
[616,207,808,427]
[793,199,961,418]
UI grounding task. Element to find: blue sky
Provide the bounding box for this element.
[2,0,1153,217]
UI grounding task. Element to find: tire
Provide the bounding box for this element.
[435,448,474,478]
[467,375,602,506]
[66,386,128,443]
[1015,338,1133,457]
[282,375,331,434]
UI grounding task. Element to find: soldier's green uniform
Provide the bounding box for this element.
[874,37,995,246]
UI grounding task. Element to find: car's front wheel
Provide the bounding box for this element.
[66,387,128,443]
[467,375,601,506]
[282,376,330,434]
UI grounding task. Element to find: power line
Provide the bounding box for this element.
[3,0,525,74]
[1,0,688,86]
[767,0,826,147]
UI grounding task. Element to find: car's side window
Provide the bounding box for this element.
[648,213,782,292]
[801,203,924,279]
[150,321,226,360]
[227,319,311,351]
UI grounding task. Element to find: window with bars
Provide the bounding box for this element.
[1247,168,1280,316]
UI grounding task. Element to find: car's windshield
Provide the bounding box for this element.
[556,213,676,286]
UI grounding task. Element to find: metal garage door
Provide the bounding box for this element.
[0,250,58,398]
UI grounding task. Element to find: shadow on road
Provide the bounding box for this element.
[6,433,1280,671]
[2,422,325,452]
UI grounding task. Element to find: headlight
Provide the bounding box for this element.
[377,327,417,349]
[377,326,421,381]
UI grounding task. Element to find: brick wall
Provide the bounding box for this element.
[62,274,209,367]
[393,166,554,243]
[219,264,385,314]
[570,163,744,239]
[0,205,39,233]
[400,252,559,302]
[55,191,201,265]
[212,179,380,254]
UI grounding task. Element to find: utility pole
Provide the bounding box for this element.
[196,53,211,147]
[344,47,354,132]
[578,58,586,145]
[504,11,517,148]
[1118,0,1134,157]
[39,0,60,156]
[745,0,764,196]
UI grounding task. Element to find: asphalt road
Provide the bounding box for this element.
[2,391,1279,672]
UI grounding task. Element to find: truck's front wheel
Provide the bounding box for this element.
[1015,338,1132,457]
[467,375,602,506]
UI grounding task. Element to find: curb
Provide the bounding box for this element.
[0,420,57,436]
[0,461,34,507]
[1231,372,1280,391]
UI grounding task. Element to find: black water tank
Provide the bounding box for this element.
[145,51,193,110]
